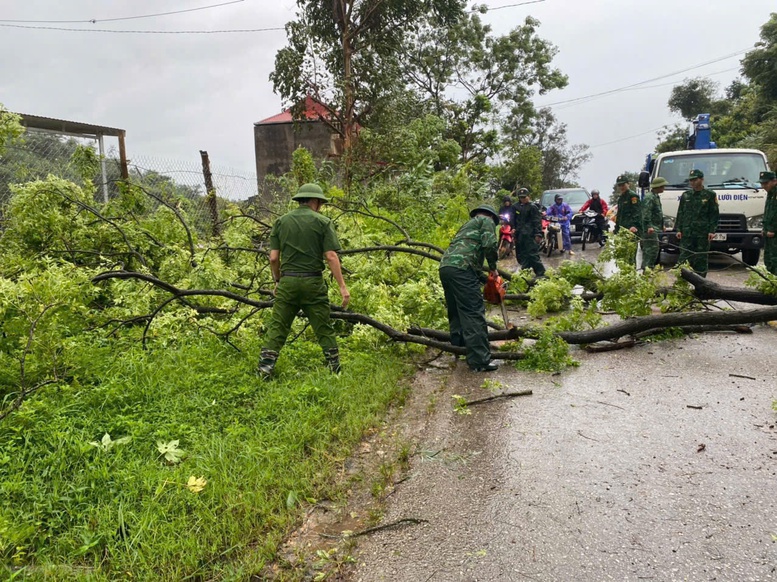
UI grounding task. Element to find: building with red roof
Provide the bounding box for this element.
[254,96,342,185]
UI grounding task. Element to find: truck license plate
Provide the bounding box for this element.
[712,233,727,241]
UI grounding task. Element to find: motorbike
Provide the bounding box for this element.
[498,215,514,259]
[543,215,563,257]
[579,210,601,250]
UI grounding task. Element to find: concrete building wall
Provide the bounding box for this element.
[254,121,335,185]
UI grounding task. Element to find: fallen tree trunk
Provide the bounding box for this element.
[557,306,777,344]
[681,268,777,305]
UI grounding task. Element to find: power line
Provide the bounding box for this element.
[0,23,284,34]
[475,0,547,11]
[588,126,669,149]
[0,0,245,24]
[541,48,749,109]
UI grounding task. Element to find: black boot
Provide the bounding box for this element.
[257,349,278,379]
[324,347,341,374]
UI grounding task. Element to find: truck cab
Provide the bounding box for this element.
[640,115,770,266]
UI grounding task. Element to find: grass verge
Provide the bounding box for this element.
[0,334,410,581]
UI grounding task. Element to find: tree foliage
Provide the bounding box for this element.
[403,10,568,163]
[656,13,777,164]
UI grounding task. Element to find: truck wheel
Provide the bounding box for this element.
[741,248,760,266]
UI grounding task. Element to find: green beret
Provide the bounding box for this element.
[650,177,668,189]
[292,183,330,201]
[469,204,500,225]
[759,171,776,182]
[688,169,704,179]
[615,174,629,185]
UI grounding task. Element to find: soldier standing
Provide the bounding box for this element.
[513,189,546,277]
[258,183,350,378]
[439,205,500,372]
[641,177,666,269]
[675,169,720,277]
[614,174,643,264]
[760,170,777,274]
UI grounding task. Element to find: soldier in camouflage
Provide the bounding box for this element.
[641,177,666,269]
[614,174,643,264]
[439,205,500,372]
[760,170,777,275]
[513,189,546,277]
[675,169,720,277]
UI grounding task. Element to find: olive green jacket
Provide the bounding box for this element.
[675,188,719,237]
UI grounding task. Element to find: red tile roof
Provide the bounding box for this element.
[256,96,333,125]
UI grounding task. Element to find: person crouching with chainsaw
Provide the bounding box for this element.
[439,205,500,372]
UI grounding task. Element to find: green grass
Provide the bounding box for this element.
[0,334,409,581]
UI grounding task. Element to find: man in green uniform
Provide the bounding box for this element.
[513,188,546,277]
[641,177,666,269]
[258,183,350,378]
[439,205,500,372]
[614,174,643,264]
[760,170,777,275]
[675,169,720,277]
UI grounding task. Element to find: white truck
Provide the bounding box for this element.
[639,115,770,266]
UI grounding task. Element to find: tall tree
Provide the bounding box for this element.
[403,9,568,162]
[270,0,466,164]
[517,108,591,190]
[741,12,777,102]
[667,77,720,120]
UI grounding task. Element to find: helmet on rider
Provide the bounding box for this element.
[554,194,563,203]
[591,189,600,197]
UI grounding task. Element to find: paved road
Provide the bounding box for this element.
[348,250,777,582]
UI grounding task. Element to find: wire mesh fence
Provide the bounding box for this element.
[0,128,259,235]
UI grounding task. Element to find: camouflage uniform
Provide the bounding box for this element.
[762,171,777,275]
[260,199,342,373]
[615,187,643,264]
[676,174,719,277]
[513,198,545,276]
[615,189,643,234]
[439,210,499,370]
[641,190,664,269]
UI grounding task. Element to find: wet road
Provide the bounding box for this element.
[348,247,777,582]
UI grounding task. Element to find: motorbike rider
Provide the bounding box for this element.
[500,194,517,227]
[498,215,514,257]
[579,189,609,247]
[546,194,574,255]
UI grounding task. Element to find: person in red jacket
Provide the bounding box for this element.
[579,189,609,246]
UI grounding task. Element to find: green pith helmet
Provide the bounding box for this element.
[688,169,704,179]
[615,174,629,185]
[469,204,500,225]
[516,187,530,198]
[650,177,669,189]
[291,183,330,201]
[759,170,776,182]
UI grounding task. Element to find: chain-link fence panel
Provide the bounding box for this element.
[0,128,259,237]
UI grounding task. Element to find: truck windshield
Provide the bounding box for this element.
[656,152,767,189]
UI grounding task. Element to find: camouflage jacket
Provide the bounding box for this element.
[440,215,498,272]
[514,201,543,238]
[642,191,664,233]
[676,188,719,237]
[615,189,643,233]
[764,186,777,233]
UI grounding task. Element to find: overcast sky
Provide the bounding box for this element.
[1,0,775,195]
